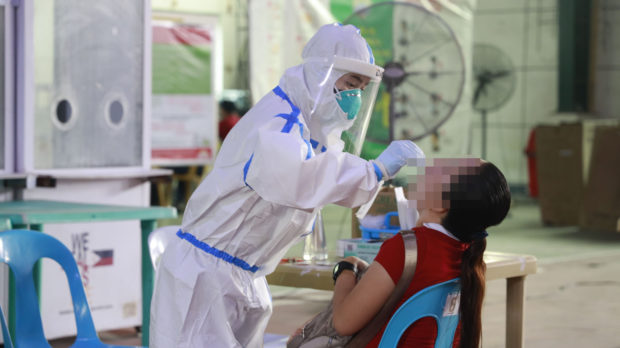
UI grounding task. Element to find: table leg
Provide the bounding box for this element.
[506,276,525,348]
[141,219,157,347]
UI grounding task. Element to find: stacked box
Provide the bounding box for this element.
[535,119,619,226]
[580,126,620,233]
[337,238,384,264]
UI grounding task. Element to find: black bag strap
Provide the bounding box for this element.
[345,230,418,347]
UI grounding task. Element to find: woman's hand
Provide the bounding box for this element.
[343,256,369,273]
[288,316,313,344]
[288,326,302,344]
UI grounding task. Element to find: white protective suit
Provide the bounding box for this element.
[150,24,385,348]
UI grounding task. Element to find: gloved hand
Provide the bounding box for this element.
[373,140,425,179]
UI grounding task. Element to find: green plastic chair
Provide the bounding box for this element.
[0,219,11,231]
[0,229,144,347]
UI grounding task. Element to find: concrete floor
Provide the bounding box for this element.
[48,200,620,347]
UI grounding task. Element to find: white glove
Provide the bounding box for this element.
[373,140,425,179]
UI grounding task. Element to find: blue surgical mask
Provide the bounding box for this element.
[335,88,362,120]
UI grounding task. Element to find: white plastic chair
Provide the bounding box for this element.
[263,333,288,348]
[148,225,181,270]
[0,304,13,348]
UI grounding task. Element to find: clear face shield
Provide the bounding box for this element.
[306,56,383,155]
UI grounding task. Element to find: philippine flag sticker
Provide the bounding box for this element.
[93,249,114,267]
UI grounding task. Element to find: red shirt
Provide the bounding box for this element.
[366,226,469,348]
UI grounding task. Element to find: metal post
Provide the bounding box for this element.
[481,110,487,159]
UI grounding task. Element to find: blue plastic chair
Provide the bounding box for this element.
[0,304,13,348]
[378,278,461,348]
[0,222,13,347]
[0,229,144,348]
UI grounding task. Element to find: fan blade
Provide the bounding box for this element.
[409,38,452,65]
[409,103,430,131]
[489,70,512,79]
[405,70,462,77]
[406,79,456,108]
[473,81,487,106]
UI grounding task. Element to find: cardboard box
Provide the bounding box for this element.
[535,123,583,225]
[580,126,620,233]
[337,238,384,264]
[535,120,619,226]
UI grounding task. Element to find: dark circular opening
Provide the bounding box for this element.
[56,100,72,124]
[109,100,124,125]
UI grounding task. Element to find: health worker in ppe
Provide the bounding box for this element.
[149,23,425,348]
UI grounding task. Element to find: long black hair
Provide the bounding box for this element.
[441,161,511,348]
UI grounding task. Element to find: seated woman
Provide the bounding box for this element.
[329,159,511,347]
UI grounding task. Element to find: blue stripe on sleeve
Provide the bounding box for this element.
[372,162,383,181]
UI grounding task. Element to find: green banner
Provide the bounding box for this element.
[330,0,355,21]
[152,44,211,95]
[330,0,391,22]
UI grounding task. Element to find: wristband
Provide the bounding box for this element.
[332,260,357,283]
